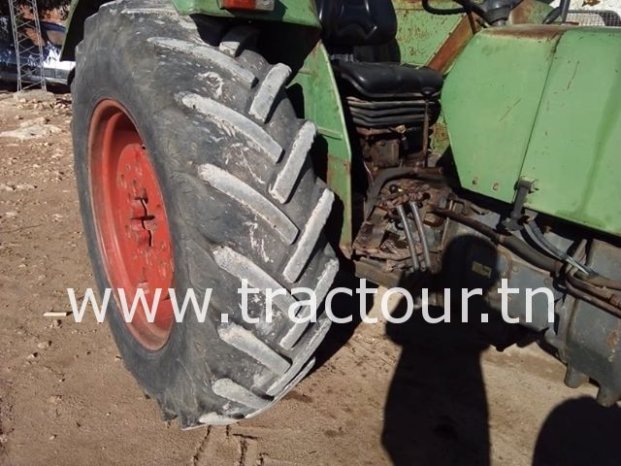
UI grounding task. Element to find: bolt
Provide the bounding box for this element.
[492,182,500,192]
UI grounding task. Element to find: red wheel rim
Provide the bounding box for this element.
[89,100,174,350]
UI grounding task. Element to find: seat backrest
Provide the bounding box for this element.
[315,0,398,47]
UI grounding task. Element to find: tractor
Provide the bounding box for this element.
[61,0,621,427]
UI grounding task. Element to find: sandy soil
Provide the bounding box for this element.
[1,90,620,466]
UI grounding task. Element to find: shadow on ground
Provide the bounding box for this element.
[381,235,528,466]
[533,397,621,466]
[313,234,621,465]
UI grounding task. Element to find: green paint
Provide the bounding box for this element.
[444,25,621,236]
[393,0,464,65]
[521,28,621,235]
[171,0,321,28]
[290,43,354,252]
[62,0,320,60]
[442,26,565,202]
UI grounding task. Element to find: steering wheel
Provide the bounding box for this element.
[423,0,570,26]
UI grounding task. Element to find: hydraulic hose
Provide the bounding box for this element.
[525,221,593,276]
[566,273,621,318]
[525,219,621,290]
[432,207,562,274]
[432,208,621,318]
[575,272,621,291]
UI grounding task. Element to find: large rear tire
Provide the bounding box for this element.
[72,0,339,427]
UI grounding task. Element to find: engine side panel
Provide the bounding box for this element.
[521,28,621,236]
[444,25,621,237]
[442,26,565,204]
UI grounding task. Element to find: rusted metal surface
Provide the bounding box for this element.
[428,15,475,72]
[394,0,465,65]
[353,171,449,275]
[354,258,404,288]
[509,0,553,25]
[487,24,571,39]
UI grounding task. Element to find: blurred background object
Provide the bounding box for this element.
[0,0,73,91]
[551,0,621,25]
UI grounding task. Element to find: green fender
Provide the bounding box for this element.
[62,0,320,60]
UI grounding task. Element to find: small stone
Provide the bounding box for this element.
[26,352,39,360]
[49,435,56,441]
[37,341,52,350]
[47,395,62,404]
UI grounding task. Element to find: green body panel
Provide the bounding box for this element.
[442,26,565,203]
[521,29,621,235]
[393,0,464,65]
[392,0,550,68]
[288,41,354,252]
[443,25,621,236]
[171,0,320,27]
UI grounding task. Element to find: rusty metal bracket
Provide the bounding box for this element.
[502,178,534,231]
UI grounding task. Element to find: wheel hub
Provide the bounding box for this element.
[89,100,174,350]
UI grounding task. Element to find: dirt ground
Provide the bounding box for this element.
[1,90,620,466]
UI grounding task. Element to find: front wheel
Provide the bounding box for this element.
[72,0,339,427]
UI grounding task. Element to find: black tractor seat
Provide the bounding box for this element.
[315,0,398,47]
[332,61,443,99]
[315,0,443,129]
